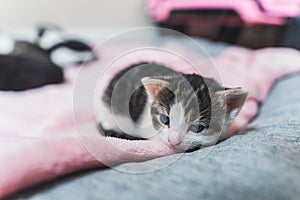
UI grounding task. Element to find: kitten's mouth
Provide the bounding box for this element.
[155,133,199,152]
[161,139,182,151]
[164,142,187,152]
[165,142,202,153]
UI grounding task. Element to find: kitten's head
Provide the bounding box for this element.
[141,74,248,152]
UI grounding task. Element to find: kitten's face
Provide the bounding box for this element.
[142,74,248,152]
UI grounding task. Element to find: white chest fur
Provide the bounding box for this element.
[96,98,157,139]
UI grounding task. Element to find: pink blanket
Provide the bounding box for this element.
[0,46,299,198]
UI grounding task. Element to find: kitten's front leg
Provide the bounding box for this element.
[95,100,121,133]
[96,100,146,140]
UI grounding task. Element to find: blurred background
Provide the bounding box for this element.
[0,0,151,40]
[0,0,151,28]
[0,0,299,49]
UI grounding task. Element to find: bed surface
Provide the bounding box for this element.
[8,37,300,200]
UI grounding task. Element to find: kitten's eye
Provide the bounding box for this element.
[159,114,170,126]
[189,125,205,133]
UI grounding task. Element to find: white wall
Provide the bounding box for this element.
[0,0,152,30]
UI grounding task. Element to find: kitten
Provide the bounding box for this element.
[0,28,96,91]
[0,41,64,91]
[97,62,248,152]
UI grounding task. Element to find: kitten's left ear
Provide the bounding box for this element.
[141,77,169,101]
[215,87,248,119]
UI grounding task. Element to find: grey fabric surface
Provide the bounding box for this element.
[16,73,300,200]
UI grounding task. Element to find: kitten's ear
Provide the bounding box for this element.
[141,77,169,101]
[215,87,248,119]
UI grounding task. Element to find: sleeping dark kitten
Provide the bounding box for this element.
[0,41,63,91]
[97,62,248,152]
[0,24,98,91]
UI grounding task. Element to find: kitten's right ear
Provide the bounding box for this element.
[215,87,248,120]
[141,77,169,102]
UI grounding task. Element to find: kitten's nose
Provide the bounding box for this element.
[168,136,182,146]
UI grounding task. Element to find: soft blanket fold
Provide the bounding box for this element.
[0,46,300,198]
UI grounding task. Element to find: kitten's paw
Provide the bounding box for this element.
[101,120,116,130]
[96,100,120,131]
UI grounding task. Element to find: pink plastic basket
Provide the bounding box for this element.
[147,0,300,25]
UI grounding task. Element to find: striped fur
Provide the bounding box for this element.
[98,62,248,152]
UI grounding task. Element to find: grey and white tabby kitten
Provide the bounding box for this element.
[97,62,248,152]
